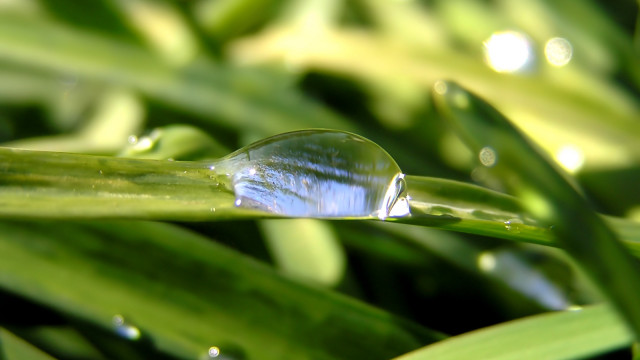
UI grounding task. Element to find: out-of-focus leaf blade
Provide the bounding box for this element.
[0,328,57,360]
[0,220,444,360]
[0,14,351,137]
[432,81,640,338]
[394,305,632,360]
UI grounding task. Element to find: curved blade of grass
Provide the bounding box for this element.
[0,328,57,360]
[432,81,640,339]
[0,220,443,359]
[2,142,640,253]
[394,305,632,360]
[0,14,351,136]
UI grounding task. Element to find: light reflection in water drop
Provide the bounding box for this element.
[555,144,584,173]
[484,31,532,73]
[112,314,141,341]
[217,130,410,220]
[504,218,523,233]
[545,37,572,67]
[478,146,497,167]
[208,346,220,358]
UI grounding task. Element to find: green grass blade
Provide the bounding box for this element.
[0,328,57,360]
[432,81,640,339]
[0,14,351,136]
[0,147,246,221]
[394,305,632,360]
[0,220,444,359]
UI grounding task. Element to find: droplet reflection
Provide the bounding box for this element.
[544,37,572,67]
[478,147,497,167]
[555,145,584,173]
[208,346,220,358]
[220,130,410,220]
[112,314,141,341]
[484,31,532,73]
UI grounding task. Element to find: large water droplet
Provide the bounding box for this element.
[216,130,410,219]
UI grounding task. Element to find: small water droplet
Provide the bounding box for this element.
[477,251,496,271]
[127,135,138,145]
[234,198,242,207]
[208,346,220,358]
[99,170,103,175]
[211,207,216,212]
[112,315,141,341]
[209,165,216,170]
[545,37,572,67]
[479,146,497,167]
[504,218,523,233]
[433,80,448,95]
[483,31,532,73]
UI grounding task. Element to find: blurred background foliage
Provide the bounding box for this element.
[0,0,640,359]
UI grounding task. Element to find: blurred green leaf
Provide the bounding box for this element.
[0,328,57,360]
[0,220,443,359]
[433,81,640,338]
[394,305,632,360]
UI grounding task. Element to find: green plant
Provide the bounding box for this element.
[1,1,639,359]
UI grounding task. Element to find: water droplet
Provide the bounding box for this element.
[134,136,154,151]
[209,165,216,170]
[433,80,448,95]
[504,218,523,233]
[477,251,496,271]
[112,315,141,341]
[483,31,532,73]
[545,37,572,67]
[99,170,103,175]
[555,144,584,173]
[210,207,216,212]
[208,346,220,358]
[127,135,138,145]
[479,146,497,167]
[217,130,410,219]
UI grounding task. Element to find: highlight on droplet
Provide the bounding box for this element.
[483,31,532,73]
[208,346,220,358]
[112,314,141,341]
[555,144,584,173]
[544,37,573,67]
[478,146,497,167]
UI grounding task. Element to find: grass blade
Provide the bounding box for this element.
[394,305,632,360]
[432,80,640,339]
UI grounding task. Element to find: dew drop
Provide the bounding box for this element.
[479,146,497,167]
[208,346,220,358]
[217,130,410,219]
[134,136,154,151]
[433,80,448,95]
[504,218,523,233]
[127,135,138,145]
[112,315,141,341]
